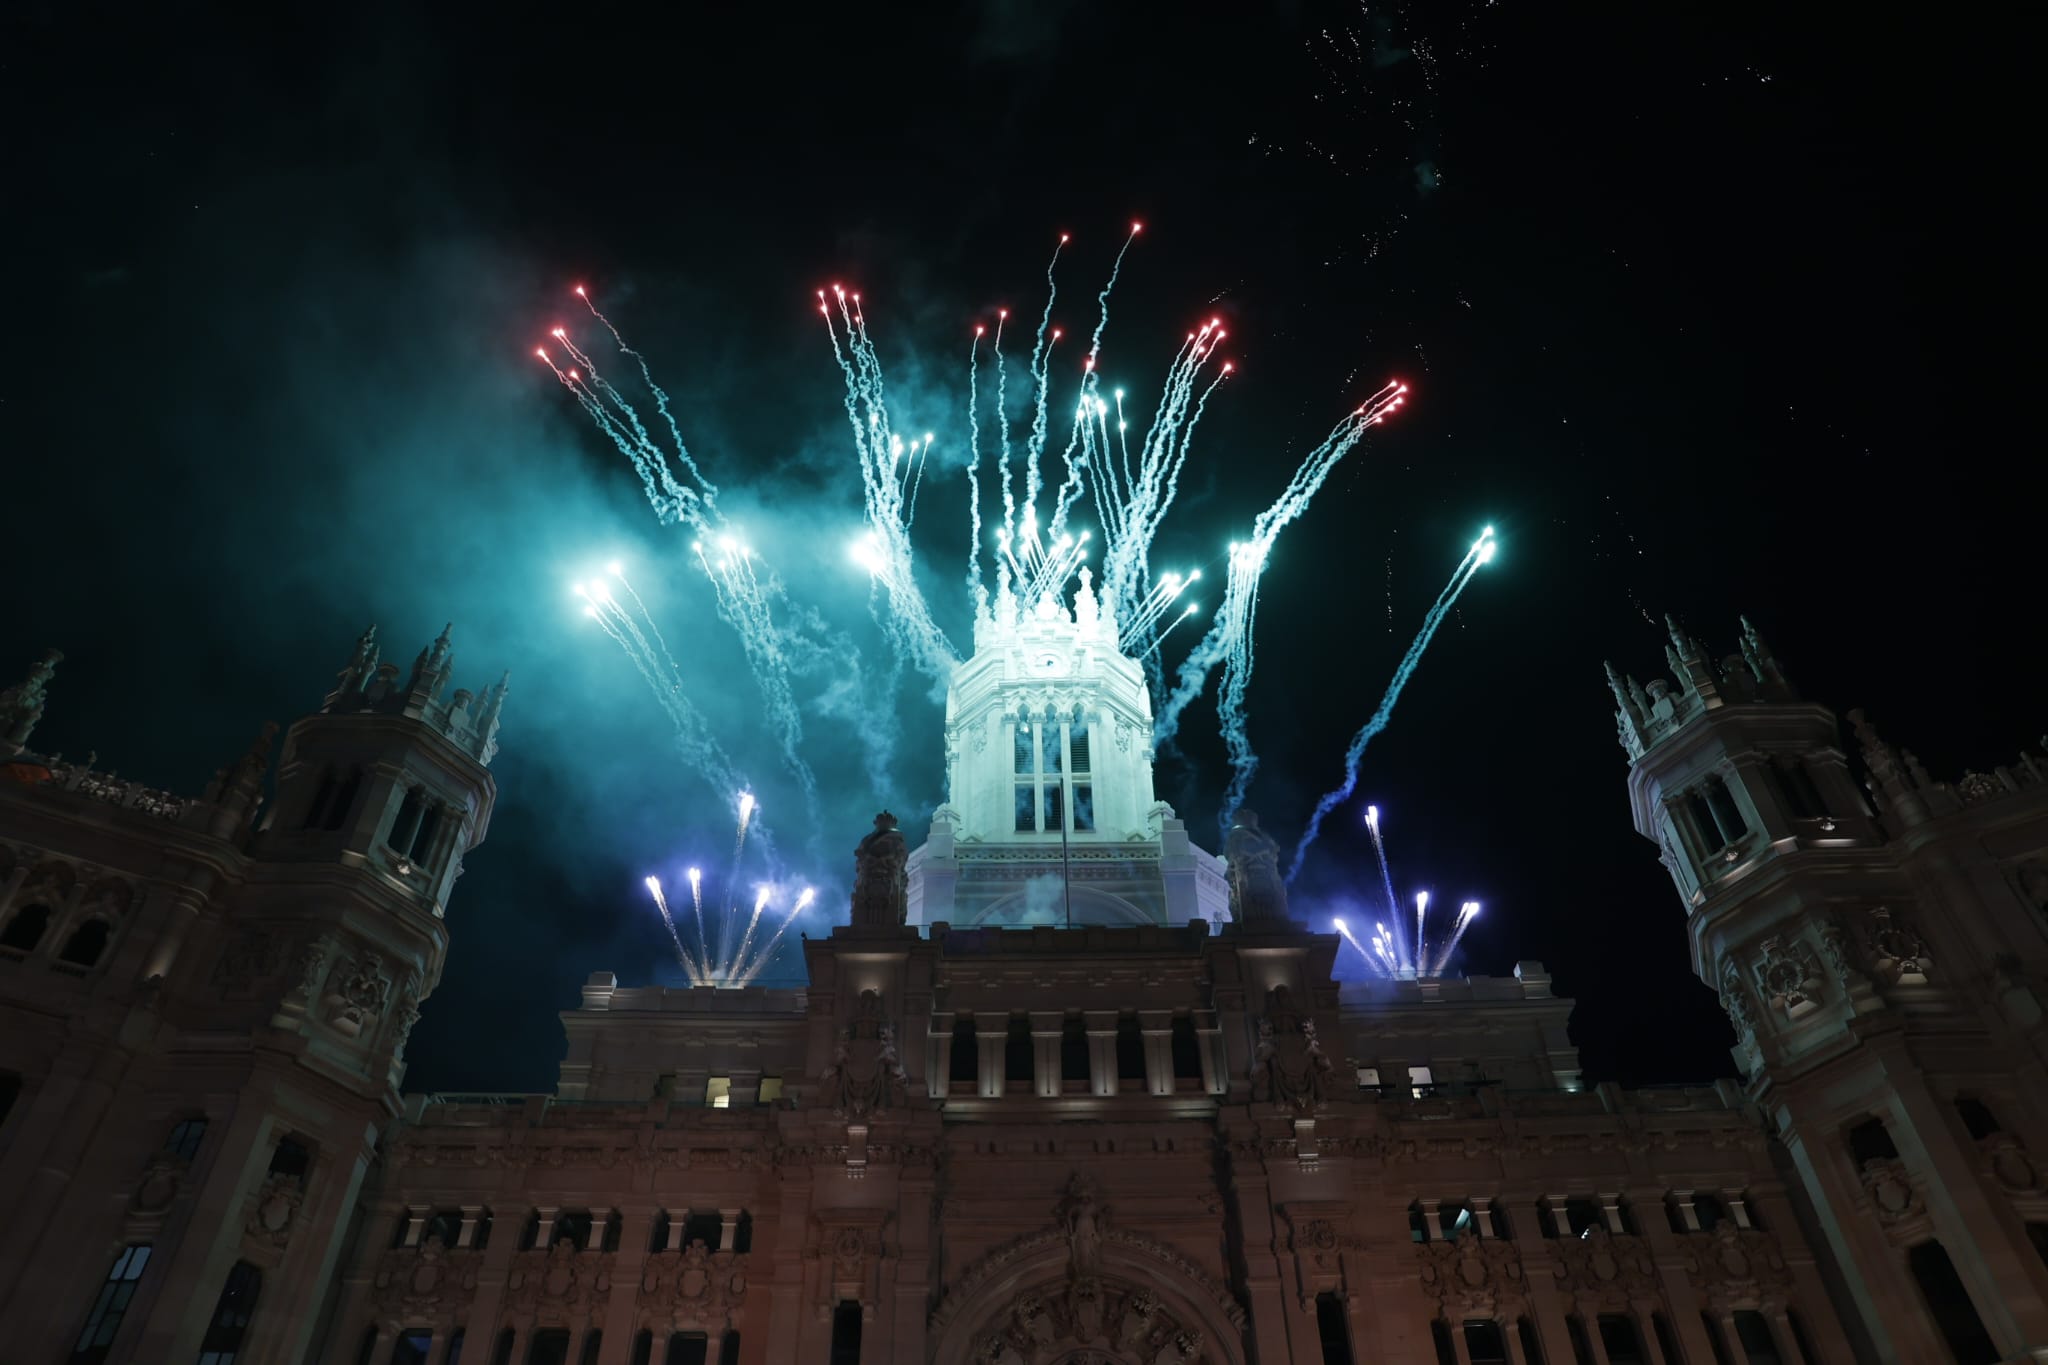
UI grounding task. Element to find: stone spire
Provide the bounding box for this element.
[1664,614,1723,708]
[1,649,63,757]
[1739,615,1793,698]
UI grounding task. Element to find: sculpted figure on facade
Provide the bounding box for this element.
[1223,809,1288,922]
[1054,1173,1106,1281]
[1251,985,1331,1112]
[850,811,909,926]
[818,989,909,1120]
[325,948,392,1036]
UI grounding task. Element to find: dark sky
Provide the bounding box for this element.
[6,2,2032,1092]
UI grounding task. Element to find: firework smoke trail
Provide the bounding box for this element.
[725,885,773,987]
[644,876,706,985]
[735,886,817,987]
[687,866,708,971]
[819,286,962,687]
[1285,524,1494,881]
[545,300,823,832]
[712,791,759,977]
[1414,892,1430,980]
[1047,224,1143,544]
[1019,236,1068,541]
[1153,382,1411,822]
[1432,902,1482,975]
[965,326,990,610]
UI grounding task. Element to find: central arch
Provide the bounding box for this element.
[929,1233,1247,1365]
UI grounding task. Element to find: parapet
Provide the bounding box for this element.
[323,625,506,766]
[1608,615,1795,762]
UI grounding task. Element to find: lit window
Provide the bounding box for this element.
[1356,1067,1381,1090]
[1408,1065,1434,1098]
[757,1076,784,1105]
[705,1076,731,1109]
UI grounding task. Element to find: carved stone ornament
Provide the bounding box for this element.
[243,1172,304,1249]
[1753,935,1825,1018]
[1717,961,1759,1042]
[372,1236,480,1321]
[1817,919,1864,993]
[850,812,909,927]
[1249,986,1332,1113]
[1550,1225,1660,1311]
[1862,908,1932,986]
[1418,1237,1527,1320]
[969,1277,1212,1365]
[638,1243,748,1329]
[129,1158,186,1218]
[817,989,910,1120]
[1055,1173,1108,1282]
[506,1239,613,1320]
[810,1210,888,1313]
[1681,1224,1791,1314]
[325,949,392,1037]
[1980,1134,2039,1194]
[1858,1157,1929,1242]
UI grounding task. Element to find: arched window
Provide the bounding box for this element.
[194,1259,261,1364]
[0,902,53,953]
[681,1211,722,1251]
[268,1136,312,1180]
[57,918,112,968]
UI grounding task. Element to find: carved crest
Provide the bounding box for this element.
[1753,935,1824,1018]
[372,1237,480,1321]
[638,1243,748,1329]
[325,949,392,1036]
[1418,1237,1527,1319]
[1681,1224,1791,1313]
[817,990,909,1120]
[1249,986,1331,1113]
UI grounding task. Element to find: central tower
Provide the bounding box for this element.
[906,568,1229,927]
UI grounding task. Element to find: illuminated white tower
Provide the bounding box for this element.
[906,565,1230,926]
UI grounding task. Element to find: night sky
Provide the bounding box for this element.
[8,3,2033,1093]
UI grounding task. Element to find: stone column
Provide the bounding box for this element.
[1582,1315,1613,1365]
[1030,1012,1063,1098]
[457,1206,487,1249]
[927,1013,954,1099]
[459,1195,524,1357]
[1139,1010,1174,1096]
[597,1204,653,1364]
[1084,1011,1118,1097]
[1632,1308,1666,1364]
[1501,1318,1530,1365]
[1508,1199,1574,1364]
[534,1205,559,1250]
[1633,1184,1717,1365]
[975,1014,1006,1098]
[401,1204,430,1247]
[1196,1009,1228,1095]
[1418,1198,1447,1242]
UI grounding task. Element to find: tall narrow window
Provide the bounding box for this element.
[682,1212,722,1251]
[390,1331,433,1365]
[1114,1014,1146,1083]
[1004,1015,1034,1085]
[1906,1241,2000,1364]
[303,768,340,829]
[828,1301,863,1365]
[2029,1221,2048,1271]
[1014,722,1035,775]
[1594,1313,1643,1363]
[1430,1320,1457,1365]
[1687,791,1722,849]
[733,1211,753,1253]
[649,1211,672,1253]
[1043,781,1064,833]
[1464,1320,1508,1363]
[1651,1313,1684,1365]
[555,1211,594,1250]
[1694,1193,1727,1232]
[1701,1312,1735,1365]
[1564,1198,1601,1237]
[1170,1016,1202,1080]
[1042,710,1063,776]
[1314,1291,1355,1365]
[325,768,362,830]
[0,902,52,953]
[1786,1311,1819,1365]
[950,1018,979,1083]
[717,1331,740,1365]
[1069,712,1090,773]
[0,1069,19,1126]
[705,1076,732,1108]
[446,1330,465,1365]
[164,1116,209,1162]
[387,787,424,852]
[408,804,443,862]
[577,1330,603,1365]
[629,1332,653,1365]
[69,1243,152,1365]
[1705,778,1747,844]
[1071,783,1094,832]
[1517,1319,1547,1365]
[1060,1017,1091,1084]
[1846,1117,1898,1166]
[526,1330,570,1365]
[757,1076,784,1105]
[491,1329,515,1365]
[1014,783,1035,833]
[194,1260,262,1365]
[1954,1096,2000,1140]
[1564,1315,1595,1365]
[1731,1311,1782,1364]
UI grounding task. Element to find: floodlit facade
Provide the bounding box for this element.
[0,613,2043,1364]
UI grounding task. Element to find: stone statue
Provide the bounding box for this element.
[851,811,909,927]
[1224,809,1288,922]
[1054,1174,1105,1281]
[1,649,62,755]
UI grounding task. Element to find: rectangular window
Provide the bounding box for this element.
[663,1334,707,1365]
[391,1331,433,1365]
[1044,722,1063,774]
[70,1243,152,1364]
[1356,1067,1381,1090]
[1013,722,1035,775]
[828,1301,863,1365]
[704,1076,731,1109]
[526,1330,571,1365]
[1594,1313,1644,1363]
[1315,1291,1355,1365]
[1464,1320,1508,1364]
[1044,782,1064,832]
[165,1117,208,1162]
[682,1213,723,1251]
[756,1076,784,1105]
[1072,784,1094,833]
[1070,717,1090,772]
[194,1260,262,1365]
[1408,1065,1435,1098]
[1015,785,1035,833]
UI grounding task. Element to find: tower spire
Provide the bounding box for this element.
[0,648,63,757]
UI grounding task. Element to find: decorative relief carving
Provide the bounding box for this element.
[1858,1157,1930,1243]
[969,1278,1212,1365]
[1418,1237,1527,1320]
[809,1209,889,1313]
[1249,986,1332,1113]
[816,989,909,1120]
[1861,908,1931,985]
[324,949,392,1036]
[1681,1224,1791,1313]
[505,1240,614,1321]
[1753,935,1825,1018]
[1550,1225,1659,1311]
[243,1171,304,1249]
[1981,1134,2040,1194]
[372,1237,480,1321]
[1718,960,1760,1042]
[639,1245,748,1329]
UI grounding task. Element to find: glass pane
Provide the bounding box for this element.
[1070,714,1090,772]
[1044,783,1064,832]
[1013,722,1035,775]
[1014,786,1035,833]
[1043,721,1062,774]
[1072,785,1093,833]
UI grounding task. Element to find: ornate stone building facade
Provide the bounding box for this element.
[0,613,2042,1363]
